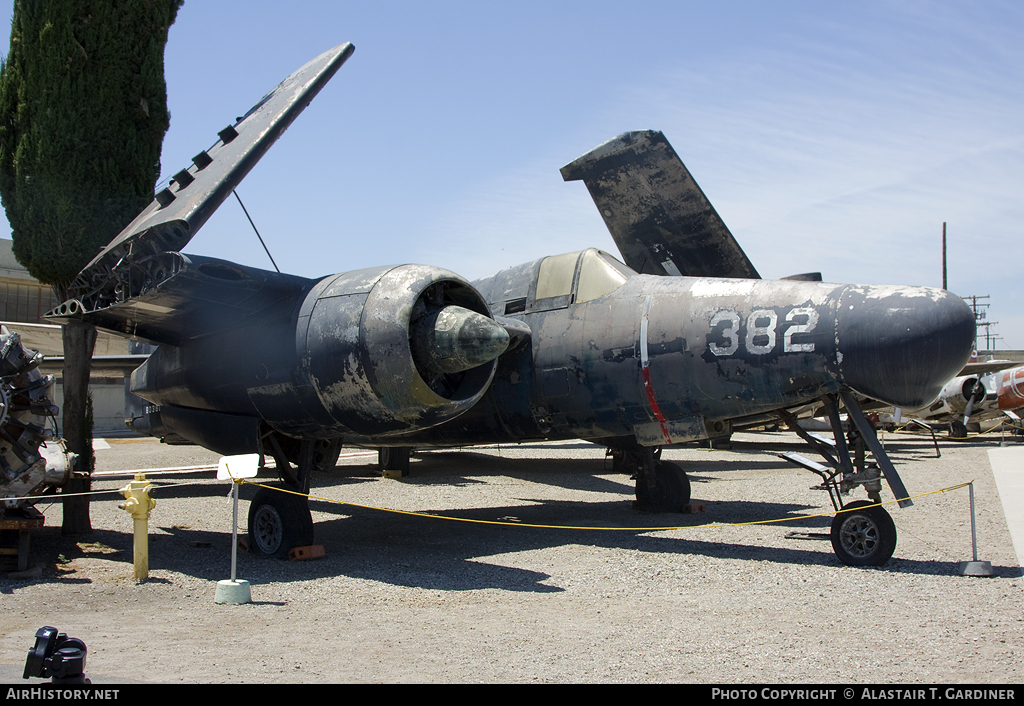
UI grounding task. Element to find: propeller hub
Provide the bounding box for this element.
[412,305,510,375]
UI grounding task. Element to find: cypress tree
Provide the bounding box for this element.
[0,0,182,534]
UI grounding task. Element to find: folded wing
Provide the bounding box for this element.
[50,43,355,338]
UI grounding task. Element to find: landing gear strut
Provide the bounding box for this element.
[949,420,968,439]
[779,391,909,567]
[248,429,341,558]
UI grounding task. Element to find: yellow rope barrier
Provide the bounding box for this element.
[238,478,974,533]
[887,419,1022,440]
[10,479,223,504]
[11,474,976,534]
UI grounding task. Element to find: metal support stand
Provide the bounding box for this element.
[231,481,240,582]
[904,419,941,458]
[958,482,993,577]
[215,455,258,604]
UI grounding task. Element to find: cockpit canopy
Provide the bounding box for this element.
[533,248,636,310]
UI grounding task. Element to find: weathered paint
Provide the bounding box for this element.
[45,47,977,470]
[126,261,507,447]
[52,44,355,318]
[560,130,760,279]
[348,260,973,448]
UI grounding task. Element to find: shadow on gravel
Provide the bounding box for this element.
[323,450,796,494]
[8,436,1007,592]
[9,488,981,593]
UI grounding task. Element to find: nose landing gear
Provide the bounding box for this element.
[830,500,897,566]
[779,391,910,567]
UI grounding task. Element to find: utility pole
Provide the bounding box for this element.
[963,295,999,356]
[942,222,947,290]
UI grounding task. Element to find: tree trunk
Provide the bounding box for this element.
[60,319,97,535]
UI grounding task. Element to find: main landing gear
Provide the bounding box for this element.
[248,488,314,559]
[248,430,341,558]
[779,391,908,567]
[378,447,412,477]
[611,445,691,513]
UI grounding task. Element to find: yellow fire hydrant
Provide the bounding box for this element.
[119,474,155,580]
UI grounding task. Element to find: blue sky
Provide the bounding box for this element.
[2,1,1022,348]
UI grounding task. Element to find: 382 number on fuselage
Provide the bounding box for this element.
[708,307,819,356]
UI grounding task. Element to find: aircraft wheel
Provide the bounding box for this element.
[949,421,968,438]
[636,461,691,512]
[830,500,896,567]
[311,438,342,472]
[378,447,411,476]
[248,487,314,559]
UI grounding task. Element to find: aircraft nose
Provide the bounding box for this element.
[835,285,976,407]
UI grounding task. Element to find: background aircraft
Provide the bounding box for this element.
[45,44,976,567]
[889,361,1024,437]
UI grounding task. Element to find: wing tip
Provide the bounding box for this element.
[560,129,665,182]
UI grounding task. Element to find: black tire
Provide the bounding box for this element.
[830,500,897,567]
[949,420,968,438]
[635,460,691,513]
[311,439,342,472]
[248,487,314,559]
[378,447,411,476]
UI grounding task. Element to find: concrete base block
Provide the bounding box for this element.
[214,579,252,604]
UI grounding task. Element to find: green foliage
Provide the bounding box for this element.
[0,0,182,296]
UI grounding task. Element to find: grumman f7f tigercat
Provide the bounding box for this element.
[46,43,976,567]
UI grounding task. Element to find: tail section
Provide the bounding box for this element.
[561,130,759,279]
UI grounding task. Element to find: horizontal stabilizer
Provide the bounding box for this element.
[56,43,354,317]
[782,272,822,282]
[561,130,759,279]
[958,359,1020,376]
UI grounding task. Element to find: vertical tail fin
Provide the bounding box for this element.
[561,130,759,279]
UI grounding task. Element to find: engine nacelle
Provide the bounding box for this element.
[923,375,985,419]
[132,262,509,444]
[296,264,506,436]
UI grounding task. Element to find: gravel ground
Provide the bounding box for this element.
[1,431,1022,684]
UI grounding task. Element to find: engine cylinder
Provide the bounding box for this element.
[0,328,71,507]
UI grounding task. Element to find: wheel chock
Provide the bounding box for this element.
[288,545,325,561]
